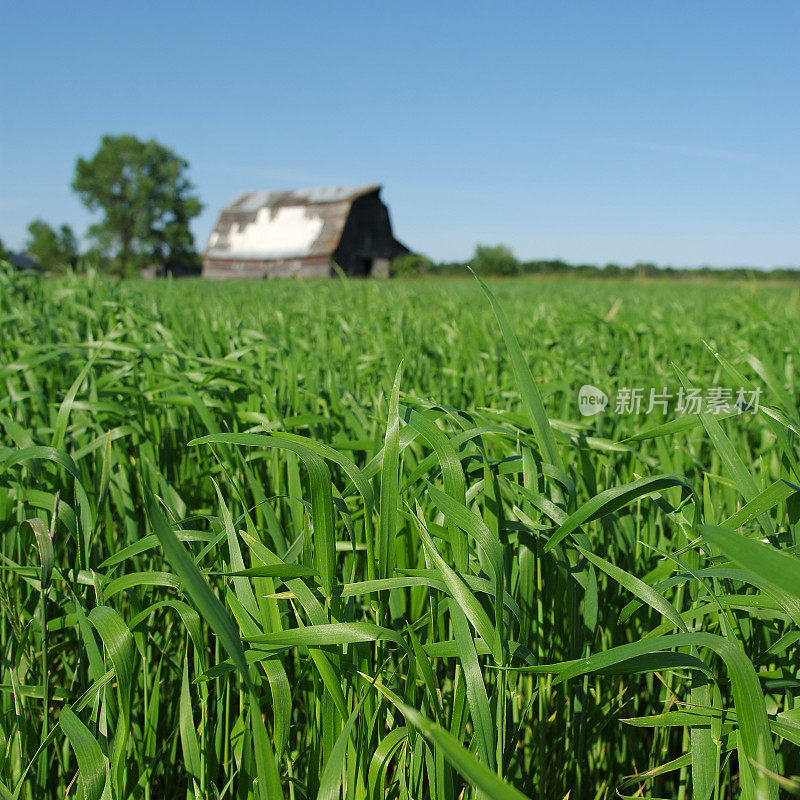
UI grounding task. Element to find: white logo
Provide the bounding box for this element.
[578,385,608,416]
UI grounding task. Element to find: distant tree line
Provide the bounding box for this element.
[391,243,800,281]
[3,144,797,282]
[1,134,202,277]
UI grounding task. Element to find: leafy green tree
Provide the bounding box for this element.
[72,134,202,276]
[633,262,659,278]
[470,244,520,276]
[25,220,79,272]
[0,237,9,262]
[390,253,432,277]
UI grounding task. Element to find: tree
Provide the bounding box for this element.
[0,237,9,262]
[72,134,202,276]
[390,253,432,277]
[602,262,623,277]
[25,220,79,272]
[470,244,520,276]
[633,262,659,278]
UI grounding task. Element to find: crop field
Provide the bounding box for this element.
[2,265,800,800]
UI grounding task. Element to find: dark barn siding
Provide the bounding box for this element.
[333,191,409,276]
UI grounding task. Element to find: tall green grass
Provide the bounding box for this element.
[1,264,799,799]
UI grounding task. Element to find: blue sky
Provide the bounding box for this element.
[2,1,798,267]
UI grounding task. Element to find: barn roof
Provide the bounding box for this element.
[205,184,381,261]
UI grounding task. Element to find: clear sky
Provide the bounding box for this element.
[2,1,798,267]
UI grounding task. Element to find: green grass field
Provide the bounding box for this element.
[2,266,799,800]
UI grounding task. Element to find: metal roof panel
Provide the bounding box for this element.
[206,185,381,260]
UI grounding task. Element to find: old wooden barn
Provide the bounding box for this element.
[202,184,409,279]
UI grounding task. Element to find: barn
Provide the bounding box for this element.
[202,184,409,279]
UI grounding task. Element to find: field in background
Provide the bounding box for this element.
[2,268,799,800]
